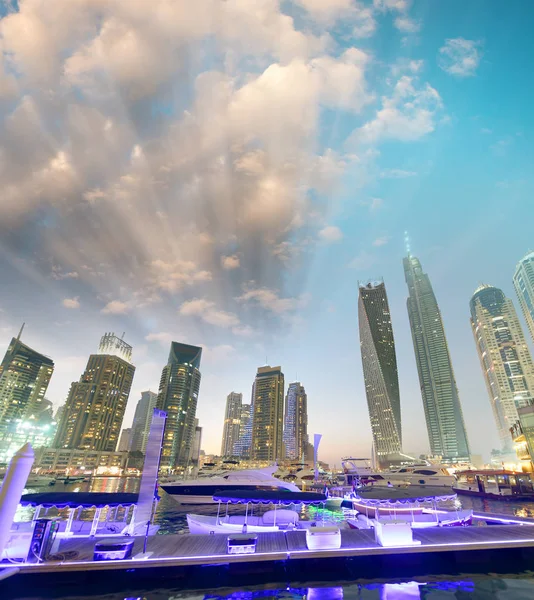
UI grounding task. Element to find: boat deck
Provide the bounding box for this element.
[7,524,534,573]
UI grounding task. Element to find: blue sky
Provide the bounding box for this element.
[1,0,533,465]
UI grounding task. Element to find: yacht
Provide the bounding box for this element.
[341,457,456,488]
[161,466,301,504]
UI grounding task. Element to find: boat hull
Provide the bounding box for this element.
[187,514,285,535]
[453,487,534,501]
[161,483,300,505]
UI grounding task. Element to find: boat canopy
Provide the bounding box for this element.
[20,492,139,508]
[213,489,328,504]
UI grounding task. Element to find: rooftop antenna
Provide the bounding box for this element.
[16,323,25,342]
[121,332,126,340]
[404,231,411,257]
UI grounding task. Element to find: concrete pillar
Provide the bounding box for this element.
[0,443,35,558]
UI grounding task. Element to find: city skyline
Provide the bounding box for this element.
[1,1,534,466]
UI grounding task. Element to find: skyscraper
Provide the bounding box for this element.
[221,392,243,457]
[358,281,403,468]
[470,285,534,450]
[54,333,135,452]
[190,418,202,467]
[251,366,284,461]
[157,342,202,470]
[283,382,308,460]
[118,428,132,452]
[404,255,470,463]
[129,391,158,454]
[233,403,252,458]
[514,251,534,344]
[0,327,54,437]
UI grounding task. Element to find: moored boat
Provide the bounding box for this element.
[453,470,534,500]
[187,489,329,534]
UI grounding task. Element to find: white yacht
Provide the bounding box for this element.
[341,457,456,488]
[160,466,301,504]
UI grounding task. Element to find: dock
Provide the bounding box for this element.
[4,525,534,597]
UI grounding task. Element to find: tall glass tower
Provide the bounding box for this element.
[514,251,534,344]
[0,328,54,438]
[283,382,308,460]
[221,392,243,457]
[404,255,470,463]
[358,281,402,467]
[54,333,135,452]
[470,285,534,450]
[129,390,158,454]
[157,342,202,470]
[251,366,284,461]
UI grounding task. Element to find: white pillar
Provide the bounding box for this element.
[0,443,34,558]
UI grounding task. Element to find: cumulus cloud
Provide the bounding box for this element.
[62,297,80,309]
[372,236,390,247]
[221,255,240,270]
[237,285,308,314]
[318,225,343,243]
[439,38,482,77]
[351,76,442,145]
[380,168,417,178]
[101,300,130,315]
[179,299,240,328]
[349,251,376,270]
[145,332,173,345]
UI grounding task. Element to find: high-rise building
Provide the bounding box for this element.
[470,285,534,450]
[157,342,202,470]
[283,382,308,460]
[251,366,284,461]
[221,392,243,457]
[233,403,252,458]
[514,251,534,344]
[190,418,202,467]
[404,254,470,463]
[54,333,135,452]
[0,328,54,438]
[129,391,158,454]
[118,428,132,452]
[358,281,403,468]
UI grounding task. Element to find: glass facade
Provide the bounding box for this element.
[251,366,284,461]
[358,281,402,467]
[470,285,534,451]
[221,392,243,457]
[514,251,534,344]
[0,336,54,438]
[283,382,308,460]
[157,342,202,470]
[129,390,158,454]
[404,255,470,463]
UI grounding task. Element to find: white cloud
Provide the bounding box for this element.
[221,255,240,270]
[318,225,343,242]
[101,300,129,315]
[394,16,420,33]
[380,168,417,178]
[179,298,240,328]
[145,332,173,345]
[351,76,442,145]
[237,285,307,314]
[62,297,80,309]
[369,197,383,212]
[439,38,482,77]
[490,138,511,156]
[373,236,389,247]
[480,128,492,134]
[52,266,79,280]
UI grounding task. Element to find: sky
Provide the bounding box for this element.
[1,0,534,466]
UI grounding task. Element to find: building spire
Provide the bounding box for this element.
[404,231,411,257]
[16,323,25,342]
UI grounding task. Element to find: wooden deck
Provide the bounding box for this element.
[5,524,534,575]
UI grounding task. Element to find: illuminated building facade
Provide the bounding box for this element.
[157,342,202,470]
[129,390,158,454]
[54,334,135,452]
[0,329,54,438]
[358,281,403,467]
[0,417,57,464]
[470,285,534,450]
[283,382,308,460]
[233,402,252,458]
[514,251,534,344]
[221,392,243,457]
[35,447,127,475]
[404,254,470,463]
[251,366,284,461]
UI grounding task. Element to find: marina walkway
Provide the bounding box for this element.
[6,524,534,573]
